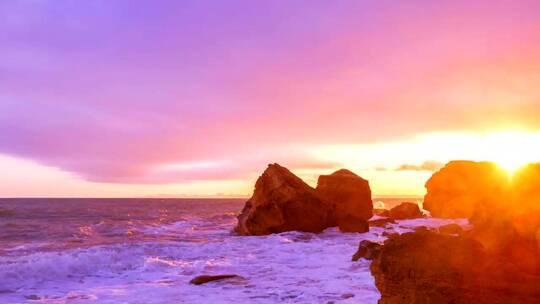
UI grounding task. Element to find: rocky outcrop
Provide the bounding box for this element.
[367,161,540,303]
[424,161,540,270]
[387,202,423,219]
[234,164,333,235]
[235,164,373,235]
[370,230,540,304]
[316,169,373,225]
[423,161,508,218]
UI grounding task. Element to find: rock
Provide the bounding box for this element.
[341,293,355,299]
[423,161,508,218]
[369,217,395,228]
[387,202,423,219]
[373,208,390,217]
[189,274,243,285]
[338,214,369,233]
[234,164,333,235]
[0,208,15,217]
[352,240,381,261]
[370,230,540,304]
[438,223,463,235]
[424,161,540,272]
[316,169,373,225]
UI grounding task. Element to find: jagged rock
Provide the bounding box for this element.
[370,230,540,304]
[352,240,381,261]
[387,202,423,219]
[234,164,333,235]
[316,169,373,226]
[423,161,508,218]
[235,165,374,235]
[190,274,244,285]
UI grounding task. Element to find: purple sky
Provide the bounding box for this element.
[1,0,540,192]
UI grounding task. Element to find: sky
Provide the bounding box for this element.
[1,0,540,197]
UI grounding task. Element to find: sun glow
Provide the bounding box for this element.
[480,131,540,174]
[310,130,540,194]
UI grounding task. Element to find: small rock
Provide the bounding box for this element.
[189,274,243,285]
[388,202,423,219]
[352,240,381,261]
[341,293,355,299]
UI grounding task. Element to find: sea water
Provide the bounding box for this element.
[0,198,468,304]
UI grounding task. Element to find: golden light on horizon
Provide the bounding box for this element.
[480,131,540,175]
[311,129,540,195]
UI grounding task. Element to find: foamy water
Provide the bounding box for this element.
[0,199,469,303]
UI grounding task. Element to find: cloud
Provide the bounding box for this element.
[395,161,444,172]
[1,1,540,184]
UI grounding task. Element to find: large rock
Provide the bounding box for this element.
[370,230,540,304]
[234,164,334,235]
[387,202,423,219]
[424,161,540,268]
[316,169,373,225]
[423,161,508,218]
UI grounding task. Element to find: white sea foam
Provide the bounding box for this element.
[0,217,469,304]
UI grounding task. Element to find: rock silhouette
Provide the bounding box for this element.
[371,161,540,303]
[235,164,372,235]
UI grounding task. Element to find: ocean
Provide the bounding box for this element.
[0,198,467,304]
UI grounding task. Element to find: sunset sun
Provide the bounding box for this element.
[483,131,540,174]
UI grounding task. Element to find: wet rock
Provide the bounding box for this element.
[338,215,369,233]
[190,274,244,285]
[235,164,333,235]
[387,202,423,219]
[352,240,381,261]
[316,169,373,225]
[369,217,395,228]
[341,293,355,299]
[370,230,540,304]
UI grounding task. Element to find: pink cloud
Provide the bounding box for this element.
[1,1,540,183]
